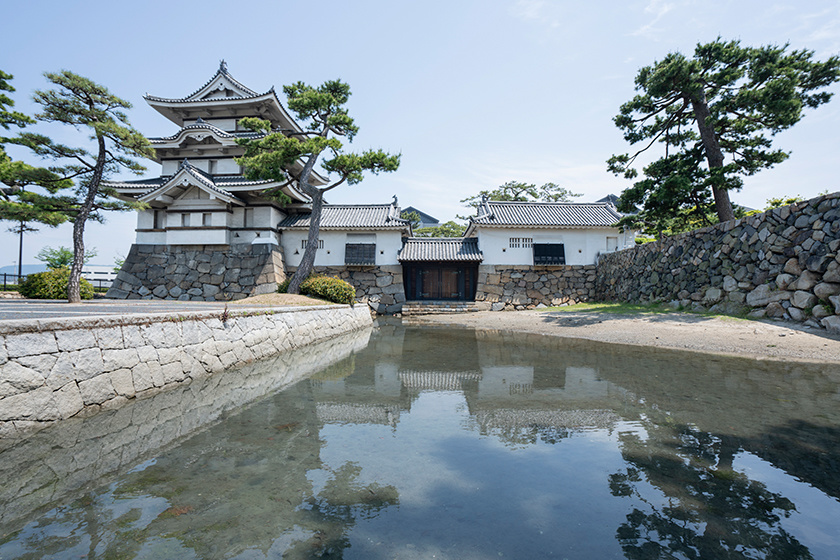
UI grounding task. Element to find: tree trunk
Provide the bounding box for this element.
[288,189,323,294]
[690,92,736,223]
[286,151,323,295]
[67,135,106,303]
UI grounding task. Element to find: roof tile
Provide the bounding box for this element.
[471,201,623,228]
[398,238,482,262]
[278,204,409,230]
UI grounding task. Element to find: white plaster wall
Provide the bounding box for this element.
[166,228,230,246]
[281,230,404,267]
[161,157,241,176]
[183,118,238,130]
[135,231,167,244]
[477,227,632,266]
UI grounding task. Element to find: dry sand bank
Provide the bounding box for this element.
[407,310,840,364]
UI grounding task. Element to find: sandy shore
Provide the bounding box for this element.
[407,310,840,364]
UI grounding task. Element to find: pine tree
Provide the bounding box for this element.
[1,71,154,302]
[236,80,400,294]
[608,38,840,234]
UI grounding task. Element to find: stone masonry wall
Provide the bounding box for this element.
[289,265,406,314]
[476,264,597,311]
[0,304,372,437]
[107,243,286,301]
[596,192,840,332]
[0,328,370,530]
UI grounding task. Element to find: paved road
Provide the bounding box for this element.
[0,299,233,322]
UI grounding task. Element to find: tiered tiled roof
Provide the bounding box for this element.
[398,237,482,262]
[278,203,410,230]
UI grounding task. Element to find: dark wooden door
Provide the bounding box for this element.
[405,264,477,301]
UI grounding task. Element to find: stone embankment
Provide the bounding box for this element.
[107,243,286,301]
[293,265,406,314]
[0,304,372,437]
[0,328,370,530]
[475,265,597,310]
[597,192,840,332]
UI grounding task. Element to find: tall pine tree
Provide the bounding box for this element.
[608,38,840,234]
[1,71,154,302]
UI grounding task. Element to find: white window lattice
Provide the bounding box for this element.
[301,239,324,249]
[509,237,533,248]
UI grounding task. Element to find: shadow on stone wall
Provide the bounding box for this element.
[596,192,840,332]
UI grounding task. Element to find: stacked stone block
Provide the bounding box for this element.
[0,328,369,530]
[475,265,597,311]
[107,243,286,301]
[0,305,372,437]
[596,192,840,332]
[292,265,406,314]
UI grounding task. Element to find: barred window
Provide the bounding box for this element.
[533,243,565,265]
[301,239,324,249]
[345,243,376,265]
[509,237,533,248]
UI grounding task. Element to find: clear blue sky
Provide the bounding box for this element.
[2,0,839,268]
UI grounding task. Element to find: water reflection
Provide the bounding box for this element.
[1,323,839,559]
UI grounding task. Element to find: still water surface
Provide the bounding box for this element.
[1,322,840,559]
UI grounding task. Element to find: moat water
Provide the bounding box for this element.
[1,321,839,559]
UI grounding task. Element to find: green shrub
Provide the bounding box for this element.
[19,268,94,300]
[635,236,657,245]
[300,275,356,305]
[277,277,291,293]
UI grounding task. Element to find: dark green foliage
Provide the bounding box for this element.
[609,38,840,234]
[236,79,399,295]
[414,221,467,237]
[277,277,291,293]
[19,267,94,299]
[36,245,96,269]
[461,180,580,212]
[299,275,356,305]
[400,211,421,229]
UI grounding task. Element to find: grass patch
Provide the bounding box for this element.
[540,302,673,315]
[539,301,759,322]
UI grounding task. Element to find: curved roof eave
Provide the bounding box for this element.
[138,163,244,206]
[144,91,303,132]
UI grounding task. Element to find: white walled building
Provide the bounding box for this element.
[107,62,327,300]
[464,199,635,266]
[279,202,410,268]
[104,62,632,309]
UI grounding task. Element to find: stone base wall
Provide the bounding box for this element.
[0,305,372,437]
[107,243,286,301]
[0,328,370,529]
[289,265,406,314]
[476,264,597,310]
[596,192,840,332]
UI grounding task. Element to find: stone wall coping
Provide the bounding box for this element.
[0,304,343,335]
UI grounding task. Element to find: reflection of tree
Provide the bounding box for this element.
[289,461,399,558]
[610,423,812,559]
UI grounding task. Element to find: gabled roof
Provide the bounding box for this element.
[144,61,304,132]
[402,206,439,225]
[465,200,623,236]
[398,237,482,262]
[137,159,245,206]
[145,60,260,104]
[278,203,411,230]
